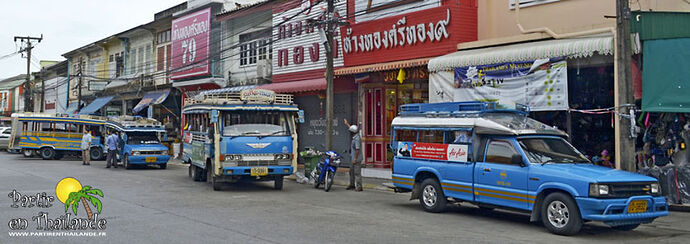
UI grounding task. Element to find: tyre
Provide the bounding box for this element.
[324,171,334,192]
[274,175,284,190]
[419,178,447,213]
[541,192,583,236]
[124,154,132,169]
[612,224,640,231]
[191,165,201,181]
[90,148,102,161]
[159,163,167,169]
[188,164,193,178]
[208,165,221,191]
[40,147,56,160]
[23,149,34,157]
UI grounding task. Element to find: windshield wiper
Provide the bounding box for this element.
[541,159,559,166]
[269,130,287,136]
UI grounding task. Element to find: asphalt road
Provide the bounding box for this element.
[1,152,689,244]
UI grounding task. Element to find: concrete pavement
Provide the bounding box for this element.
[1,153,689,244]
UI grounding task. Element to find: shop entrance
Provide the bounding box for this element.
[362,68,429,168]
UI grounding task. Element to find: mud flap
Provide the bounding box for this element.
[410,183,420,200]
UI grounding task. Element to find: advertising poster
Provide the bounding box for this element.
[171,7,211,80]
[397,142,468,162]
[452,58,568,111]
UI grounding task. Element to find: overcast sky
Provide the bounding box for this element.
[0,0,186,80]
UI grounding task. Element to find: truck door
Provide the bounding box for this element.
[440,130,474,201]
[474,138,530,210]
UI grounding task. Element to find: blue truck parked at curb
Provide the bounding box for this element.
[181,89,300,191]
[105,116,170,169]
[390,102,668,235]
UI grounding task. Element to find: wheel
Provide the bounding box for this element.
[612,224,640,231]
[159,163,167,169]
[124,154,132,169]
[188,164,193,178]
[324,171,334,192]
[23,149,34,157]
[274,175,284,190]
[40,147,56,160]
[191,165,201,181]
[541,192,583,236]
[208,165,221,191]
[90,148,102,161]
[419,178,447,213]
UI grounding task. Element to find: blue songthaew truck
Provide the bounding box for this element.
[390,102,668,235]
[105,116,170,169]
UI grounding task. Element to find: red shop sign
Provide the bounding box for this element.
[339,4,476,67]
[171,8,211,80]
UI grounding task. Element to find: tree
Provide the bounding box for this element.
[64,185,103,220]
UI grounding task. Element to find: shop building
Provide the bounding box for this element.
[335,0,478,168]
[34,61,69,114]
[426,0,689,169]
[257,0,358,163]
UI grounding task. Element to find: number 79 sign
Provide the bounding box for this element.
[171,7,211,80]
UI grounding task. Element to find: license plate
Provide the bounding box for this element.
[250,167,268,176]
[628,200,647,213]
[145,157,157,163]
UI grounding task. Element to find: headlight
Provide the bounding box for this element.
[274,154,291,160]
[225,155,242,161]
[589,183,609,197]
[160,150,168,155]
[132,151,140,156]
[650,183,660,195]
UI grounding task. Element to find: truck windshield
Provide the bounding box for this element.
[222,111,289,137]
[518,138,590,164]
[127,132,160,144]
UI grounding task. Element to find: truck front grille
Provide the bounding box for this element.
[609,183,652,198]
[237,161,279,167]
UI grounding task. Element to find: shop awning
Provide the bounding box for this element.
[257,78,326,93]
[132,90,171,114]
[642,38,690,112]
[65,102,79,115]
[105,73,138,89]
[335,58,430,76]
[428,35,614,72]
[79,96,115,115]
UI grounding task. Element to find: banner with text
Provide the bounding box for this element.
[397,142,468,162]
[452,58,568,111]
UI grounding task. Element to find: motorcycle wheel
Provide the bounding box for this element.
[324,171,334,192]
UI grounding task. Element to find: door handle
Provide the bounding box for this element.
[483,168,491,172]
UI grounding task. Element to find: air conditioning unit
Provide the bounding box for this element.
[256,59,272,79]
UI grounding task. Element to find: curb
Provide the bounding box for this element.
[669,204,690,212]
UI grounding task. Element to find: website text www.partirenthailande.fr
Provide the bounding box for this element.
[8,231,106,237]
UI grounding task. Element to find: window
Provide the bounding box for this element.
[129,48,137,75]
[444,130,472,144]
[222,111,289,136]
[109,55,114,63]
[509,0,560,9]
[395,129,417,142]
[485,140,519,165]
[418,130,444,144]
[145,44,152,73]
[137,47,144,74]
[157,30,171,44]
[239,29,271,66]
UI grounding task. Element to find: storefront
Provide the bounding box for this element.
[335,0,477,168]
[428,35,619,165]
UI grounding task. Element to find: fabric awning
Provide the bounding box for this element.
[79,96,115,115]
[428,35,614,72]
[105,73,138,89]
[132,90,171,114]
[65,102,79,115]
[257,78,326,93]
[641,38,690,112]
[335,58,430,76]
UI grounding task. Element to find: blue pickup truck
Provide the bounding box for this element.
[390,102,668,235]
[105,116,170,169]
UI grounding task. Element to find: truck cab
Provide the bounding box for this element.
[106,116,170,169]
[391,102,667,235]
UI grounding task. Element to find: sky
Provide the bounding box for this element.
[0,0,187,80]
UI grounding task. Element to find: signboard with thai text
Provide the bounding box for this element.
[171,7,211,80]
[340,4,477,67]
[272,0,346,82]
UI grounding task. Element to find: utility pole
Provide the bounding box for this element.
[325,0,335,151]
[78,57,83,110]
[14,35,42,113]
[615,0,635,171]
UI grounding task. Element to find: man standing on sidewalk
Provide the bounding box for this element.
[81,129,92,165]
[344,118,362,191]
[105,131,118,168]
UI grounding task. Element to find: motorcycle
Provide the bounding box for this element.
[312,150,341,192]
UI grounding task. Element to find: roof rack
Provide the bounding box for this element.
[107,115,162,128]
[184,89,294,106]
[398,101,530,117]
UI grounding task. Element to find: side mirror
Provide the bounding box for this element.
[511,154,526,167]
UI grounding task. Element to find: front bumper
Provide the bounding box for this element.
[128,155,171,165]
[222,166,293,176]
[576,195,668,226]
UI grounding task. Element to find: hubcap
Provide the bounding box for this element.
[422,185,437,207]
[547,200,570,228]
